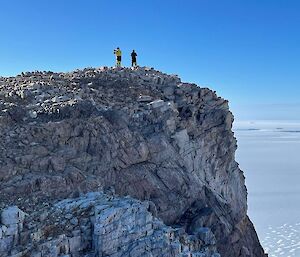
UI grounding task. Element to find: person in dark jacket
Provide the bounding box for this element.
[131,50,138,67]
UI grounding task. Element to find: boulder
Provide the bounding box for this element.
[1,206,26,226]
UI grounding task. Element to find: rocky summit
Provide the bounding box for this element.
[0,67,266,257]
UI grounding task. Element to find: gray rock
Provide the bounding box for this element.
[51,95,70,103]
[0,67,265,257]
[7,106,26,122]
[4,223,18,236]
[137,95,152,102]
[65,213,73,220]
[70,217,78,226]
[68,236,82,253]
[0,193,221,256]
[195,227,216,245]
[29,110,38,119]
[1,206,26,226]
[148,99,165,108]
[0,235,14,254]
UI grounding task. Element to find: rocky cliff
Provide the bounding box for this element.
[0,67,266,257]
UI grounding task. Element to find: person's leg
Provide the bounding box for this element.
[132,59,137,67]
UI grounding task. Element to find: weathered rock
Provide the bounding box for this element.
[0,67,266,257]
[0,193,220,256]
[137,95,153,102]
[195,227,216,245]
[1,206,26,226]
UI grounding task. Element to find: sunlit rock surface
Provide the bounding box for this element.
[0,192,221,256]
[0,67,266,256]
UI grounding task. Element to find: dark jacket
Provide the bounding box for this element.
[131,51,137,61]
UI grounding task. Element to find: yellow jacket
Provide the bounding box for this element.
[114,49,122,57]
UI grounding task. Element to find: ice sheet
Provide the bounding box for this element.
[234,120,300,257]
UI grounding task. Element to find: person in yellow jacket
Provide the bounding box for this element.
[113,47,122,67]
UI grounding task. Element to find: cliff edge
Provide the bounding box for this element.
[0,67,266,257]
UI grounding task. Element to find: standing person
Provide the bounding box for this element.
[131,50,138,67]
[113,47,122,67]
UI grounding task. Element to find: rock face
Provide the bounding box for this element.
[0,67,266,256]
[0,192,220,257]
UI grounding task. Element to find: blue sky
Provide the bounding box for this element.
[0,0,299,120]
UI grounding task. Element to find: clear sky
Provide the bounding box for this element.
[1,0,299,120]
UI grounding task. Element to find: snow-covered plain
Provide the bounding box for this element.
[234,120,300,257]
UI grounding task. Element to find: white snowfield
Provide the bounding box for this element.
[234,120,300,257]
